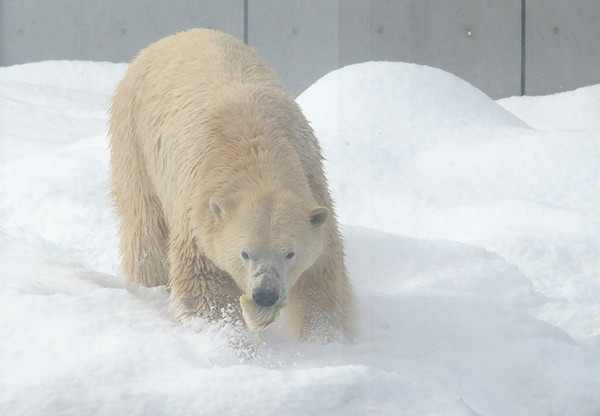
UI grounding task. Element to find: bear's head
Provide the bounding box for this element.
[208,189,329,309]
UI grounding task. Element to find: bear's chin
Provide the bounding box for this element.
[239,294,287,338]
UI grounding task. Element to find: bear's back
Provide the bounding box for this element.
[110,29,322,222]
[125,29,286,99]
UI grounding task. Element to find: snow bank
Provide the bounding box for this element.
[298,61,600,341]
[498,84,600,130]
[1,60,599,416]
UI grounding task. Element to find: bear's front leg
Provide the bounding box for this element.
[168,235,242,324]
[287,265,355,343]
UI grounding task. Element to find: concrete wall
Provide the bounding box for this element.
[247,0,340,96]
[1,0,598,98]
[525,0,600,95]
[0,0,244,63]
[339,0,523,98]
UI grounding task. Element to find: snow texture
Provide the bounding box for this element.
[1,60,599,416]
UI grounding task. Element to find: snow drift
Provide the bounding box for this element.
[1,60,599,416]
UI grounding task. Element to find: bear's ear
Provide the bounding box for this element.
[309,206,329,226]
[210,197,230,220]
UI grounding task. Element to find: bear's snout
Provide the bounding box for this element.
[252,287,279,307]
[251,267,283,307]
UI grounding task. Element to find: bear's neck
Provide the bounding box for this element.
[210,86,314,200]
[223,134,312,201]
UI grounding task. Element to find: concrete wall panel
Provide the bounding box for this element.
[340,0,522,99]
[247,0,339,96]
[525,0,600,95]
[0,0,243,65]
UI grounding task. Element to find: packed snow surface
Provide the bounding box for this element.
[1,60,599,416]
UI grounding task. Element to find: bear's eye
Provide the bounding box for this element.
[285,251,295,260]
[241,250,250,261]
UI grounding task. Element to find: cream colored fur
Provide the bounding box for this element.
[109,28,354,342]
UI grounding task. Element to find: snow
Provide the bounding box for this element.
[1,59,599,415]
[497,84,600,130]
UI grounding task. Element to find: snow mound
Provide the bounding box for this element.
[0,62,127,162]
[297,61,527,131]
[0,60,127,94]
[297,62,600,238]
[297,63,600,345]
[499,84,600,130]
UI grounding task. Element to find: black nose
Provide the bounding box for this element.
[252,289,279,307]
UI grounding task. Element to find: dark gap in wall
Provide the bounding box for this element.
[244,0,249,44]
[521,0,526,95]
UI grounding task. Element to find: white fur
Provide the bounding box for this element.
[109,29,354,341]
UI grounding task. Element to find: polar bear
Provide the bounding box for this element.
[108,29,354,342]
